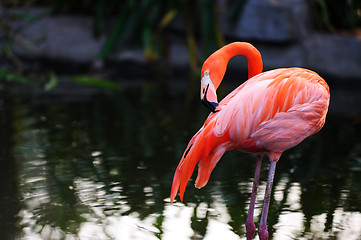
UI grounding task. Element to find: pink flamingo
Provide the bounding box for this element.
[170,42,330,240]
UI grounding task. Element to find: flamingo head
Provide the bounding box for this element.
[200,53,227,113]
[200,69,219,113]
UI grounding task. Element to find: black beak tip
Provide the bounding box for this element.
[202,99,219,113]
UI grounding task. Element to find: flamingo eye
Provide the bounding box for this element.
[204,70,209,76]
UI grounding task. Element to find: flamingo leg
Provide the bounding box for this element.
[246,154,263,240]
[258,160,277,240]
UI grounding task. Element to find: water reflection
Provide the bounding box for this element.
[0,96,20,240]
[1,81,361,239]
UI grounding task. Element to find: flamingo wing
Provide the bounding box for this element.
[250,97,329,152]
[213,68,329,151]
[249,69,329,152]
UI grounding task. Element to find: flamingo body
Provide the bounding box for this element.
[171,67,329,201]
[170,42,330,240]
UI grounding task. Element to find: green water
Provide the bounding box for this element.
[1,82,361,240]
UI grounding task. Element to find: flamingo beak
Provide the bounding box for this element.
[201,72,219,113]
[201,84,219,113]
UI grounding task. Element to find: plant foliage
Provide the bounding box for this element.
[310,0,361,32]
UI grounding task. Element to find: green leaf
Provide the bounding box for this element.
[0,70,34,85]
[44,71,58,91]
[71,76,120,89]
[158,8,177,30]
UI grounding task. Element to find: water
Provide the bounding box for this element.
[1,80,361,240]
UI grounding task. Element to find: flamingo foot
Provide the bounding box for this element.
[245,219,256,240]
[258,224,269,240]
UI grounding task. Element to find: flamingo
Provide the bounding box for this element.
[170,42,330,240]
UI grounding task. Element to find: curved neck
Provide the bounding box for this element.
[223,42,263,79]
[202,42,263,89]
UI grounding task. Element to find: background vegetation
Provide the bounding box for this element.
[2,0,361,78]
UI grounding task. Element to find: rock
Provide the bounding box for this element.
[6,8,105,63]
[304,33,361,79]
[223,0,310,42]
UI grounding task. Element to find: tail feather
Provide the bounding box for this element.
[170,128,203,203]
[170,170,181,202]
[195,147,226,188]
[179,137,204,200]
[170,122,228,203]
